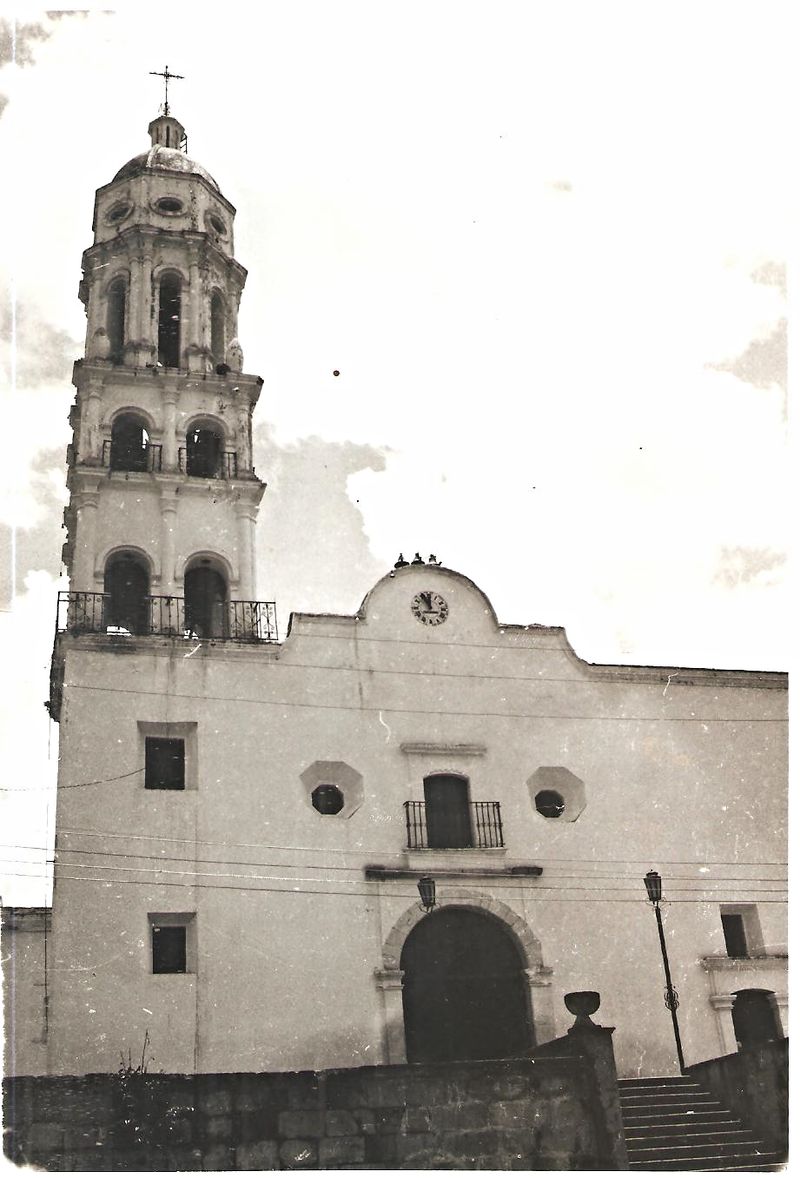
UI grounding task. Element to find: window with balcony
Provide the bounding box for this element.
[185,425,224,478]
[184,563,228,638]
[109,414,151,472]
[103,554,149,635]
[404,775,504,849]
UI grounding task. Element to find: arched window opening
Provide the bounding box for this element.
[423,774,472,848]
[185,425,223,478]
[110,414,150,472]
[107,278,126,363]
[184,565,228,639]
[158,273,181,368]
[401,908,533,1063]
[210,291,225,366]
[731,989,782,1049]
[104,555,149,635]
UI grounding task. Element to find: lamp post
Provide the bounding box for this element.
[644,869,686,1074]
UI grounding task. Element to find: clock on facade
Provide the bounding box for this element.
[411,591,449,626]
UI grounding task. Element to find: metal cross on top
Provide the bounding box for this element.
[149,65,184,116]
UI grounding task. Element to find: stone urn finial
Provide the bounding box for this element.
[564,990,601,1027]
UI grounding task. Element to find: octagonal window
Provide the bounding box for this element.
[527,766,586,823]
[535,789,566,818]
[312,784,344,815]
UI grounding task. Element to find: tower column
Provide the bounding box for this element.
[72,487,101,591]
[234,390,252,474]
[79,380,104,465]
[136,239,155,364]
[236,503,259,599]
[160,489,179,595]
[187,245,203,373]
[126,252,142,365]
[162,389,179,470]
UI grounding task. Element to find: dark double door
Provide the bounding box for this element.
[401,907,533,1063]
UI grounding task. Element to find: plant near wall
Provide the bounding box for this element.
[114,1031,158,1148]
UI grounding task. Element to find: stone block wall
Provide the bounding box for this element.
[687,1038,788,1156]
[3,1053,625,1170]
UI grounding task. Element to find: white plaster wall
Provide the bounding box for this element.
[46,566,787,1077]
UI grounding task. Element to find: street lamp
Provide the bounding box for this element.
[417,876,436,913]
[644,869,686,1074]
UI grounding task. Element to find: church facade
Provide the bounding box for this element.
[4,107,788,1084]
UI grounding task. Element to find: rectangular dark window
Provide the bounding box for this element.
[722,913,749,958]
[152,925,187,973]
[423,775,473,848]
[145,737,185,790]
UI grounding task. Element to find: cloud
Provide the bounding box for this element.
[252,427,388,627]
[713,546,786,590]
[1,302,79,389]
[751,261,786,294]
[0,18,50,69]
[709,318,786,393]
[0,446,67,608]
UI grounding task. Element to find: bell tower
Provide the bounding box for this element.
[57,101,270,652]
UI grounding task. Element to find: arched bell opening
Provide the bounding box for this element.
[158,272,182,368]
[210,291,226,367]
[184,560,229,639]
[400,906,534,1064]
[731,988,782,1049]
[185,422,224,478]
[106,277,127,364]
[109,413,150,472]
[103,553,150,635]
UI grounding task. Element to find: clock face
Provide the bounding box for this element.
[411,591,449,626]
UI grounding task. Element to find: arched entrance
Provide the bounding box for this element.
[400,907,533,1063]
[732,989,782,1049]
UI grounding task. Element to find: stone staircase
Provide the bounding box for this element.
[619,1075,786,1171]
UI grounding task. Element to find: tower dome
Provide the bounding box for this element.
[112,113,219,190]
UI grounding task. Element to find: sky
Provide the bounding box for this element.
[0,3,791,905]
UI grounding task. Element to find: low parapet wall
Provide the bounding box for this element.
[687,1038,788,1157]
[4,1050,626,1171]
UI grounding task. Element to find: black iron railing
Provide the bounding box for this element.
[56,591,279,643]
[178,448,239,479]
[101,440,163,473]
[403,800,504,850]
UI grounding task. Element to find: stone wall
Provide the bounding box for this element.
[687,1038,788,1156]
[3,1051,626,1171]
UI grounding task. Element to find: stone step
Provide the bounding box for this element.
[626,1128,758,1150]
[623,1116,743,1136]
[629,1152,784,1172]
[627,1135,769,1161]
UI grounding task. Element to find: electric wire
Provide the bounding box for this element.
[0,866,788,903]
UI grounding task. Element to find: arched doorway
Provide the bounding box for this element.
[732,989,782,1049]
[109,414,149,472]
[184,565,228,638]
[185,424,223,478]
[104,555,149,634]
[400,907,533,1063]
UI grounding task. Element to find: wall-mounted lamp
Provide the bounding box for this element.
[417,876,436,913]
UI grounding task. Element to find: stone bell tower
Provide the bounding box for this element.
[57,102,270,650]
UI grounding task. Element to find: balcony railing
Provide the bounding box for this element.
[56,591,279,643]
[178,448,239,479]
[404,800,504,850]
[101,440,163,472]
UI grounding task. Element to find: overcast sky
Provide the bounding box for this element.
[0,3,790,904]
